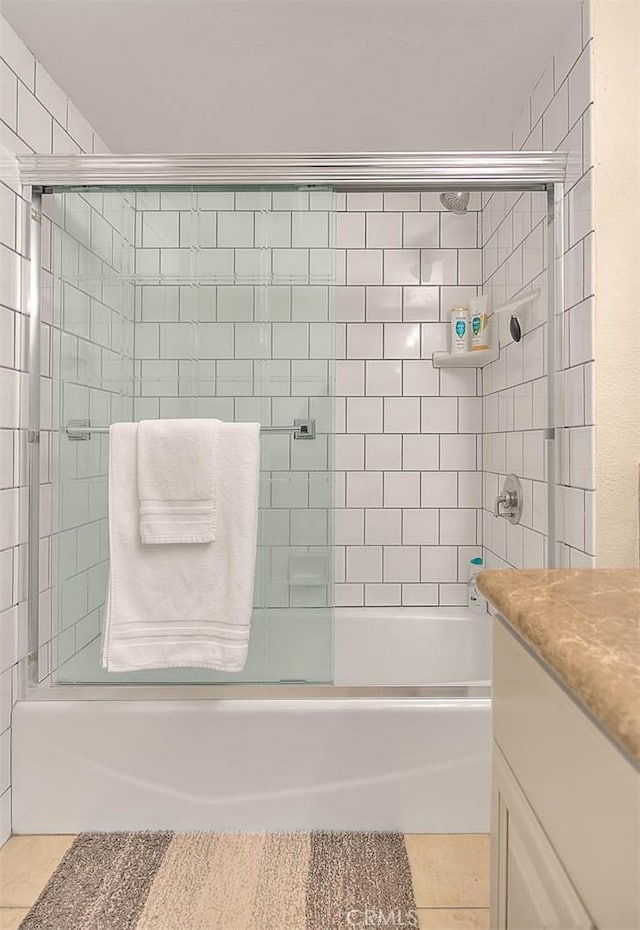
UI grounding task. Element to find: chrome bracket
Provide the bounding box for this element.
[293,418,315,440]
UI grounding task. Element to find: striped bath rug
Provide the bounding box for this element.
[19,832,417,929]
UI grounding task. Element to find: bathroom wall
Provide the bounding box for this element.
[481,0,595,570]
[0,12,107,843]
[592,0,640,569]
[333,193,484,607]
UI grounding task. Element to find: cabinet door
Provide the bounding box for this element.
[492,745,594,930]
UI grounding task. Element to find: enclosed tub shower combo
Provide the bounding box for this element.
[11,152,568,833]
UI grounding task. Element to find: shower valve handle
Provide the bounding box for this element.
[492,474,524,525]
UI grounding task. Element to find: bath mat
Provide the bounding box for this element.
[18,831,416,930]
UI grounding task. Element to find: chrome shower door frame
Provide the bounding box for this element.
[20,152,567,688]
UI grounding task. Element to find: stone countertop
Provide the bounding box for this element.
[477,569,640,766]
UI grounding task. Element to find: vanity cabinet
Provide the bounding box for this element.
[492,746,592,929]
[491,617,640,930]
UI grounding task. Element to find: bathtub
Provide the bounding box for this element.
[12,608,491,834]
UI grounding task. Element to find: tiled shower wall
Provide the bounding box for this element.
[131,188,337,622]
[0,12,108,843]
[52,190,135,679]
[332,192,484,607]
[481,1,595,571]
[133,190,485,612]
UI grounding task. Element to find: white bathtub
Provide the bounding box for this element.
[13,608,491,833]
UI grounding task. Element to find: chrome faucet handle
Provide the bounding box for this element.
[493,493,508,518]
[492,475,524,525]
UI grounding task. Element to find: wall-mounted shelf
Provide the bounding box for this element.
[433,347,499,368]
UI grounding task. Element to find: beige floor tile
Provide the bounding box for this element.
[0,835,76,908]
[405,834,490,908]
[0,908,30,930]
[417,907,490,930]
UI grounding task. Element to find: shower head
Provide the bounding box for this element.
[439,191,470,214]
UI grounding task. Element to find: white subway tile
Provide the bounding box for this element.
[568,169,593,246]
[335,584,364,607]
[441,212,477,248]
[530,65,554,126]
[334,285,364,322]
[403,360,439,396]
[403,434,439,471]
[440,434,476,470]
[365,434,402,471]
[403,286,440,322]
[440,368,477,397]
[66,102,93,152]
[365,584,402,606]
[335,360,364,396]
[366,508,402,545]
[384,249,420,285]
[347,397,383,434]
[422,472,458,507]
[346,322,382,359]
[0,60,17,130]
[403,213,439,248]
[384,472,420,508]
[335,434,364,471]
[17,83,51,152]
[346,193,383,212]
[366,212,402,248]
[420,323,448,357]
[420,546,458,582]
[384,545,420,582]
[346,546,382,582]
[384,397,420,433]
[347,250,383,285]
[35,62,67,126]
[292,211,328,248]
[440,509,477,546]
[403,510,439,546]
[384,192,420,212]
[365,360,402,396]
[335,508,364,545]
[569,425,595,490]
[420,249,457,285]
[384,323,420,359]
[0,19,34,88]
[335,213,365,249]
[365,286,402,322]
[542,81,569,150]
[458,249,482,285]
[421,397,458,433]
[568,297,594,366]
[402,583,439,606]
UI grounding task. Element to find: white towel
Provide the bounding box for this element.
[101,421,261,672]
[137,418,220,545]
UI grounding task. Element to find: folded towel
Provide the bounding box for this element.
[137,418,220,545]
[101,421,261,672]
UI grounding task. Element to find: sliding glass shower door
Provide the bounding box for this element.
[49,186,335,684]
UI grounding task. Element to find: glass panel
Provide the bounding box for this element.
[51,186,335,684]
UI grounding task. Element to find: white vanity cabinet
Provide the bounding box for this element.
[491,617,640,930]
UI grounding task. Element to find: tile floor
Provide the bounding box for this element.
[0,833,490,929]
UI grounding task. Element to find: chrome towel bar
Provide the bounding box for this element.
[65,418,316,441]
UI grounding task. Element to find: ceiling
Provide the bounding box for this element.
[0,0,581,154]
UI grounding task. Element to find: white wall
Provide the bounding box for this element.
[0,11,107,845]
[592,0,640,568]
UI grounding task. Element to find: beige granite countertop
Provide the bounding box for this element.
[477,569,640,766]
